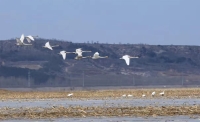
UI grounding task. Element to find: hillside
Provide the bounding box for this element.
[0,38,200,87]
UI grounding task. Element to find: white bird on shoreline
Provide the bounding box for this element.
[122,94,126,97]
[120,55,139,65]
[92,52,108,59]
[142,94,146,97]
[67,93,73,97]
[151,91,155,97]
[127,94,133,97]
[43,41,59,50]
[159,91,165,96]
[16,34,32,46]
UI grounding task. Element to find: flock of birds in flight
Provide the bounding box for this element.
[15,34,166,98]
[15,34,139,65]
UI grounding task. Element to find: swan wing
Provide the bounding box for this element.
[60,51,66,60]
[77,51,82,56]
[20,34,25,43]
[26,35,34,41]
[123,55,130,65]
[26,37,32,43]
[62,53,66,60]
[16,39,22,44]
[45,42,49,47]
[45,42,53,50]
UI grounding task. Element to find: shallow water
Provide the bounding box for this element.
[2,116,200,122]
[1,98,200,121]
[0,98,199,108]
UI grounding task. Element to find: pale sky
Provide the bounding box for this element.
[0,0,200,45]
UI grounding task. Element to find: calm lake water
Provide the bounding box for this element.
[0,98,198,108]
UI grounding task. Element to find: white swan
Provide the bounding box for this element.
[127,94,133,97]
[18,34,38,43]
[151,91,156,97]
[16,34,32,46]
[43,41,59,50]
[120,55,139,65]
[25,35,38,43]
[74,48,91,59]
[142,94,146,97]
[159,91,164,96]
[58,50,74,60]
[76,48,91,54]
[67,93,73,97]
[92,52,108,59]
[122,94,126,97]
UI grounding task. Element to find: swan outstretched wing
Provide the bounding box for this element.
[77,51,82,56]
[26,35,34,41]
[45,42,53,50]
[16,39,22,44]
[62,53,66,60]
[45,42,50,47]
[20,34,25,43]
[123,55,130,65]
[60,51,66,60]
[26,37,32,43]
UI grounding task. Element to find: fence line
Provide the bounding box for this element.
[0,70,199,88]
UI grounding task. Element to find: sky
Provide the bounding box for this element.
[0,0,200,45]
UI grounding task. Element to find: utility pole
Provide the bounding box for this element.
[82,71,85,87]
[28,70,31,87]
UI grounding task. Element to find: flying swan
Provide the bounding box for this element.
[58,50,74,60]
[74,48,91,60]
[43,41,59,50]
[120,55,139,65]
[18,34,38,43]
[16,34,32,46]
[91,52,108,59]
